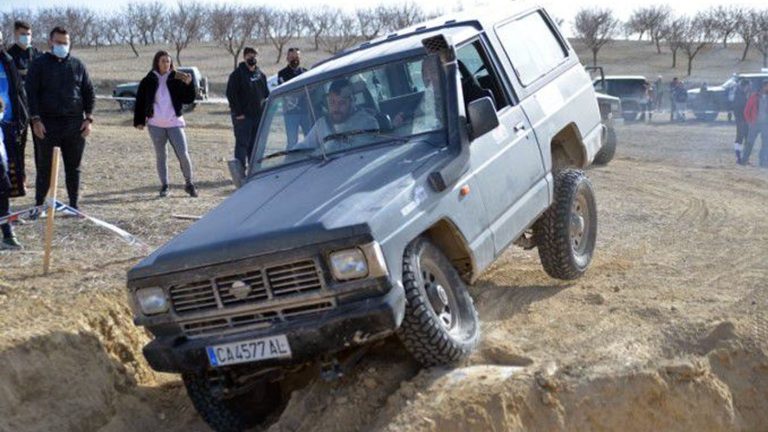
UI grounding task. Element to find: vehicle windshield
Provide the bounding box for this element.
[604,80,646,97]
[251,55,446,172]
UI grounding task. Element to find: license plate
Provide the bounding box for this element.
[206,335,291,367]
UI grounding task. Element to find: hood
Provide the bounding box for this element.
[688,86,725,95]
[128,140,443,280]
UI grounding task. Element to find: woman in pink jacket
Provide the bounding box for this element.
[133,51,198,197]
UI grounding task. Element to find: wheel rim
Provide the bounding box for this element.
[420,261,460,335]
[570,189,591,255]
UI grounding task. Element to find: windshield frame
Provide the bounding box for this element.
[248,53,448,176]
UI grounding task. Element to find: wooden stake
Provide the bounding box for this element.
[43,147,61,274]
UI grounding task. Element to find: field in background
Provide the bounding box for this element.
[77,38,768,97]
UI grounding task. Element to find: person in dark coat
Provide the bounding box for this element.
[732,79,751,163]
[7,21,40,188]
[0,99,22,249]
[278,48,310,148]
[0,31,30,201]
[226,47,269,172]
[26,26,94,213]
[134,50,198,197]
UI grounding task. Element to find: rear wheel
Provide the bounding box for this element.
[397,238,480,366]
[593,127,617,165]
[183,372,282,432]
[534,169,597,280]
[117,93,135,112]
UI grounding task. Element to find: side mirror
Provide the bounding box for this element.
[228,159,245,188]
[467,97,499,140]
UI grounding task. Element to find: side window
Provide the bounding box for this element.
[455,41,509,111]
[495,11,567,86]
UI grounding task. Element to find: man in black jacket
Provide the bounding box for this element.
[226,47,269,172]
[0,30,30,201]
[278,48,310,148]
[26,26,94,212]
[732,79,751,163]
[8,21,41,189]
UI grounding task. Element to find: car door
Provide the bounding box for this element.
[458,40,547,256]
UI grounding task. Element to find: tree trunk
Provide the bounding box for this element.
[233,54,238,70]
[176,47,183,66]
[687,57,693,76]
[314,33,320,51]
[128,40,140,57]
[672,50,677,68]
[655,38,662,54]
[275,43,284,64]
[741,42,751,62]
[592,49,598,67]
[722,37,728,49]
[764,53,767,68]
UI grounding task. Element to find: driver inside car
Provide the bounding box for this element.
[293,78,378,153]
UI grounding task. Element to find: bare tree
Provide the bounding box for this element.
[319,9,360,54]
[210,5,260,69]
[379,3,426,32]
[263,8,299,64]
[573,8,619,67]
[113,7,141,57]
[132,2,166,45]
[735,9,759,62]
[302,8,332,51]
[625,8,651,41]
[708,6,742,49]
[165,1,205,65]
[678,14,714,76]
[664,16,686,69]
[357,7,386,41]
[754,10,768,67]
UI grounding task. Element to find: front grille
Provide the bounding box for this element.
[167,259,335,338]
[180,300,336,338]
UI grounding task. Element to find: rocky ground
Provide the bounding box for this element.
[1,107,767,431]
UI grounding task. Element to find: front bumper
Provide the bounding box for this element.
[142,284,405,373]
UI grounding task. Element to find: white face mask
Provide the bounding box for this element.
[18,34,31,46]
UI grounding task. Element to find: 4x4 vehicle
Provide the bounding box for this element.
[687,72,768,122]
[592,75,648,122]
[126,6,603,431]
[113,66,209,112]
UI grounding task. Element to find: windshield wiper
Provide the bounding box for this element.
[256,148,317,163]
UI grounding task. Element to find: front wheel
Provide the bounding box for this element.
[183,373,283,432]
[534,169,597,280]
[593,127,617,165]
[397,238,480,367]
[117,93,135,112]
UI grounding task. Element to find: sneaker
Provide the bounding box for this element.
[185,182,198,198]
[1,236,23,250]
[159,184,169,197]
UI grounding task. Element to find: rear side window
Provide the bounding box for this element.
[495,11,567,86]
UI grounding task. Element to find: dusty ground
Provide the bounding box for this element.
[1,105,768,431]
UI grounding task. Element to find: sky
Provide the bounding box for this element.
[5,0,768,23]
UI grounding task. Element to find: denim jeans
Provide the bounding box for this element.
[284,112,311,149]
[742,122,768,166]
[232,115,260,170]
[147,125,194,185]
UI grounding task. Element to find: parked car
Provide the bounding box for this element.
[113,66,209,112]
[687,72,768,122]
[126,6,603,431]
[592,75,648,122]
[586,67,621,165]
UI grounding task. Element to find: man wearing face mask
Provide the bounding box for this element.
[278,48,310,148]
[8,21,39,193]
[26,26,95,214]
[0,30,29,200]
[226,47,269,173]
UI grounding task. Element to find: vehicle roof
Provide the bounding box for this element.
[273,2,542,96]
[736,73,768,78]
[602,75,648,81]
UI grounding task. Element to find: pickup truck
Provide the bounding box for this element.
[687,72,768,122]
[113,66,209,112]
[592,75,649,122]
[126,6,603,431]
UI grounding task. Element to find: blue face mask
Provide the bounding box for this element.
[52,43,70,59]
[18,35,31,46]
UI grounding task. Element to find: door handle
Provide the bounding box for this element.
[513,122,526,132]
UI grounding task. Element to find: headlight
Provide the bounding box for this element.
[135,287,169,315]
[329,248,369,281]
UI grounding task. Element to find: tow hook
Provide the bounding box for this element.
[319,345,371,381]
